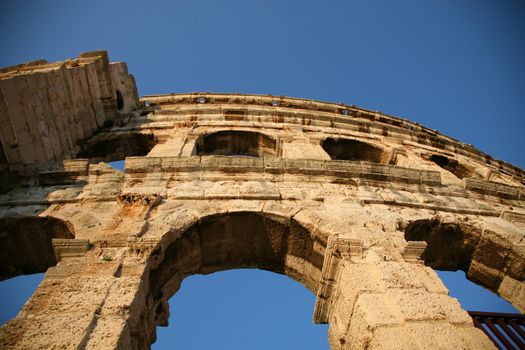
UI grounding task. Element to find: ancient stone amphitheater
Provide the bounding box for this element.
[0,51,523,349]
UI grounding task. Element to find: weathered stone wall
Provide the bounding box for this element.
[0,51,139,181]
[0,55,524,349]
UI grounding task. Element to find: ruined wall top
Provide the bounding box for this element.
[0,51,140,181]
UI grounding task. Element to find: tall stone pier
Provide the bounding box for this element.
[0,52,523,349]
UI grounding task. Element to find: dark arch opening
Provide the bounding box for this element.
[321,138,387,163]
[194,130,277,157]
[0,217,74,280]
[77,132,157,163]
[147,211,326,346]
[116,90,124,110]
[404,218,524,311]
[429,154,473,179]
[404,218,479,271]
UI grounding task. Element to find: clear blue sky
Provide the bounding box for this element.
[0,1,523,348]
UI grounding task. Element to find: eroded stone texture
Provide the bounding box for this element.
[0,51,140,189]
[1,53,524,349]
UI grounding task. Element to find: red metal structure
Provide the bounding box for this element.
[469,311,525,350]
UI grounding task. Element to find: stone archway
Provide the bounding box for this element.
[193,130,277,157]
[404,216,525,313]
[320,137,389,164]
[0,216,75,280]
[146,211,326,333]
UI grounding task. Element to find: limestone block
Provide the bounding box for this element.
[376,262,426,289]
[99,277,145,319]
[408,322,481,350]
[434,294,473,325]
[47,186,83,203]
[125,157,162,173]
[52,238,90,260]
[497,275,522,303]
[21,275,115,315]
[63,159,89,175]
[388,289,447,321]
[201,155,264,173]
[472,228,512,271]
[166,181,205,199]
[367,325,420,350]
[465,177,520,199]
[282,141,331,160]
[327,317,348,350]
[0,311,97,349]
[415,265,449,294]
[85,315,133,350]
[346,293,405,349]
[504,243,525,280]
[161,156,201,172]
[513,282,525,313]
[203,181,279,200]
[147,138,186,157]
[467,260,504,291]
[456,327,498,350]
[326,262,387,328]
[402,241,427,262]
[353,293,405,326]
[501,210,525,226]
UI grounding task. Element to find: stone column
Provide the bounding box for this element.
[314,237,497,350]
[0,239,150,350]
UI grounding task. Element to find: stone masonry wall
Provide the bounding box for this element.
[0,51,139,180]
[0,54,524,349]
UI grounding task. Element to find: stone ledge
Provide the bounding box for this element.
[465,178,523,200]
[361,199,500,217]
[501,211,525,226]
[125,156,442,186]
[52,238,90,261]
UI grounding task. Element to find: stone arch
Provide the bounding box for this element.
[321,137,389,164]
[404,218,481,271]
[77,132,157,163]
[404,217,525,312]
[193,130,277,157]
[143,210,327,346]
[428,154,475,179]
[0,216,75,280]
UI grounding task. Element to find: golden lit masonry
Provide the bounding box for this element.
[0,51,524,349]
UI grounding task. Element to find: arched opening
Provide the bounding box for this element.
[0,217,74,280]
[77,132,157,163]
[404,218,524,347]
[429,154,473,179]
[404,218,523,309]
[194,130,277,157]
[147,212,326,347]
[321,137,388,163]
[404,218,478,271]
[153,270,329,349]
